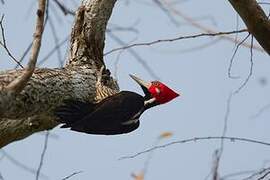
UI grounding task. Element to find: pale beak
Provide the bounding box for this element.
[129,74,151,89]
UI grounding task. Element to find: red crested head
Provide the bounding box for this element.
[129,74,179,105]
[148,81,179,104]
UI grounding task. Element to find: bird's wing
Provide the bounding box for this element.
[55,100,95,128]
[71,91,144,135]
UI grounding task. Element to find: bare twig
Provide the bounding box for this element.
[35,131,49,180]
[15,42,33,69]
[6,0,46,93]
[119,136,270,160]
[211,150,220,180]
[229,0,270,54]
[210,92,233,180]
[152,0,179,26]
[61,171,83,180]
[0,15,24,68]
[151,38,221,54]
[257,170,270,180]
[233,35,254,94]
[53,0,75,16]
[105,29,248,56]
[0,150,48,179]
[242,167,270,180]
[107,32,160,80]
[161,1,264,52]
[215,35,254,180]
[228,33,251,79]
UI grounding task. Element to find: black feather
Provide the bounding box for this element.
[54,91,145,135]
[55,100,95,128]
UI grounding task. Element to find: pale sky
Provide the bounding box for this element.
[0,0,270,180]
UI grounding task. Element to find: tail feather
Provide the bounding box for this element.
[55,100,95,128]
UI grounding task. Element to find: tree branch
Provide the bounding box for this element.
[0,0,118,148]
[228,0,270,55]
[6,0,46,93]
[120,136,270,160]
[67,0,117,69]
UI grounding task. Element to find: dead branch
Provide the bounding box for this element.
[35,131,49,180]
[0,16,24,68]
[162,0,264,53]
[6,0,46,93]
[120,136,270,160]
[229,0,270,55]
[61,171,83,180]
[105,29,248,55]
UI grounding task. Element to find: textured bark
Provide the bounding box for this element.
[0,0,118,148]
[229,0,270,55]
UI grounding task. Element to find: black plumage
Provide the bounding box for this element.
[55,91,146,135]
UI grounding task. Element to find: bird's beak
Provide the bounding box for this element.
[129,74,151,89]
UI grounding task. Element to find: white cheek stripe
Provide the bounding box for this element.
[144,97,156,106]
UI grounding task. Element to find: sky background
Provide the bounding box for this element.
[1,0,270,180]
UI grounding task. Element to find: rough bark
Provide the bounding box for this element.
[228,0,270,55]
[0,0,118,148]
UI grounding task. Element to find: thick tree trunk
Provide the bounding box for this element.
[228,0,270,55]
[0,0,118,148]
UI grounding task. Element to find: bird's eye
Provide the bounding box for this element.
[155,87,160,94]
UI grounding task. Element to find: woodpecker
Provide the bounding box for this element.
[55,75,179,135]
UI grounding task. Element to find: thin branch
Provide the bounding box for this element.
[152,0,179,26]
[229,0,270,54]
[242,167,270,180]
[105,29,248,56]
[150,38,221,54]
[211,150,220,180]
[15,0,51,69]
[215,35,254,179]
[233,35,254,94]
[119,136,270,160]
[228,33,251,79]
[0,15,24,68]
[210,92,233,180]
[15,42,33,69]
[61,171,83,180]
[107,32,160,80]
[52,0,75,16]
[35,131,49,180]
[0,150,48,179]
[161,1,264,52]
[258,170,270,180]
[6,0,46,93]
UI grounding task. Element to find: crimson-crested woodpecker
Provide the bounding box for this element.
[55,75,179,135]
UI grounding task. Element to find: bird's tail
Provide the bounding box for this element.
[55,100,94,128]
